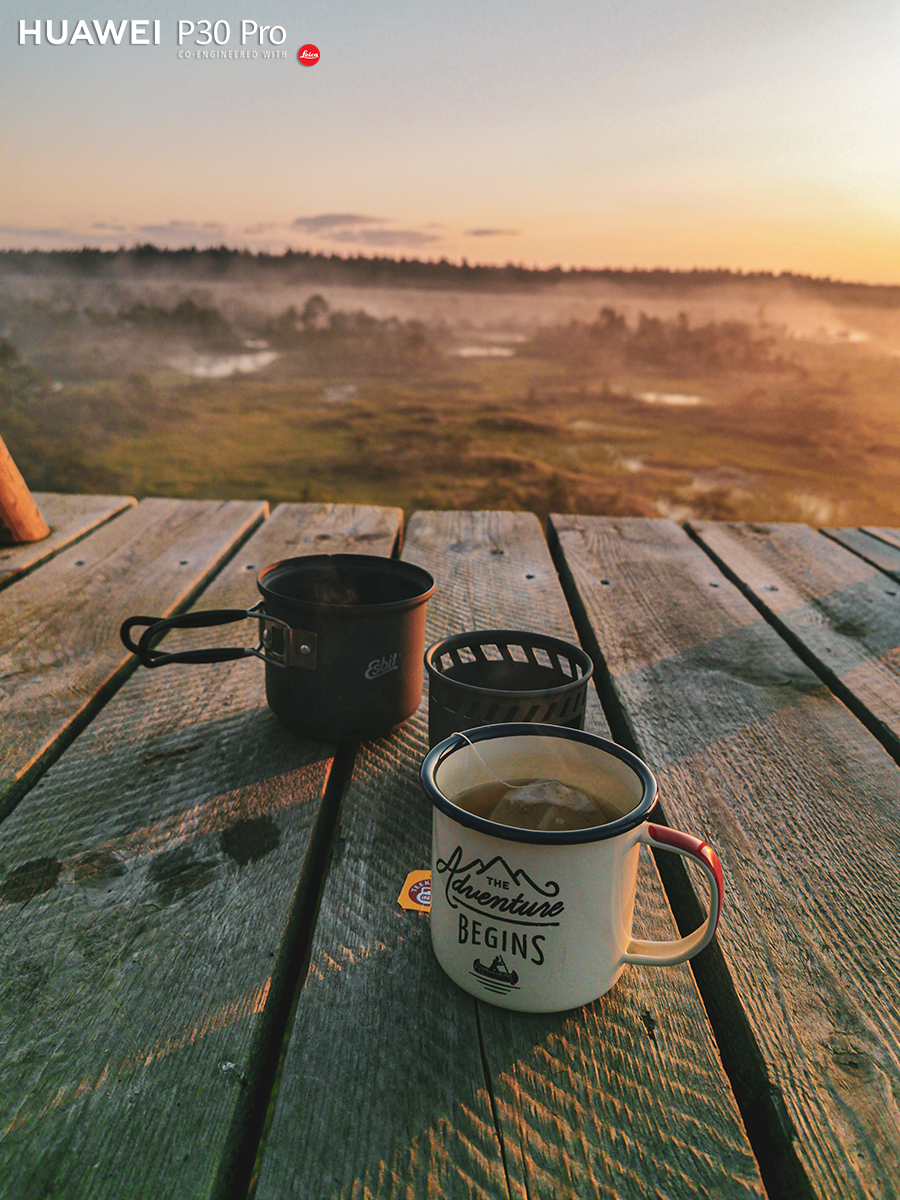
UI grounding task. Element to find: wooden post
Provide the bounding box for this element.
[0,434,50,542]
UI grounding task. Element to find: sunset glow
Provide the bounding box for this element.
[2,1,899,281]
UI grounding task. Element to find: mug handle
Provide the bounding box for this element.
[621,823,724,966]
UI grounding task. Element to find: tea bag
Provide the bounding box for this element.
[489,778,605,831]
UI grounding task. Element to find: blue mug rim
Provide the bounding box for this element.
[420,722,658,845]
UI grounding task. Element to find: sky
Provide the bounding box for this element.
[3,1,900,282]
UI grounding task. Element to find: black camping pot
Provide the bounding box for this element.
[121,554,435,740]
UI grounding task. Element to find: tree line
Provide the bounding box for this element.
[1,247,899,305]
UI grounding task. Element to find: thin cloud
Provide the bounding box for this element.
[0,225,75,237]
[292,213,386,232]
[465,228,521,237]
[329,228,441,248]
[137,221,225,234]
[91,222,126,231]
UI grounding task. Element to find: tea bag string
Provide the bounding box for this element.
[455,732,518,788]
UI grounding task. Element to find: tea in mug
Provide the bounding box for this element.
[450,777,617,832]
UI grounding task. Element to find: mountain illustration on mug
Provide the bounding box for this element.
[471,954,520,995]
[435,848,564,925]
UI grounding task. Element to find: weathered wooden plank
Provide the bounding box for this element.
[0,497,265,820]
[689,521,900,763]
[255,511,763,1200]
[0,493,136,590]
[822,528,900,580]
[263,499,403,556]
[551,515,900,1200]
[0,502,402,1200]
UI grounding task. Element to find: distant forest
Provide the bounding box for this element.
[2,246,900,307]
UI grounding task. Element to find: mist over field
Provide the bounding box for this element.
[2,249,899,527]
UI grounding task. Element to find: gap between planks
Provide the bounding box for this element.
[686,521,900,770]
[0,493,137,591]
[821,528,900,581]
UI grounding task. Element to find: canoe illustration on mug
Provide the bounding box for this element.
[472,955,519,990]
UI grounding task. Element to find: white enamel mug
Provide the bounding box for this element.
[420,724,723,1013]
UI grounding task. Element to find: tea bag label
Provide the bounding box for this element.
[398,870,431,911]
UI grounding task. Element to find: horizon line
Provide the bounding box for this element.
[1,243,899,293]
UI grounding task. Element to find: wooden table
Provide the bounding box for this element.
[1,495,899,1200]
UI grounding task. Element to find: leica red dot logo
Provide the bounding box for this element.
[297,43,320,65]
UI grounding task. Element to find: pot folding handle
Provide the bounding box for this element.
[621,823,724,966]
[119,603,311,669]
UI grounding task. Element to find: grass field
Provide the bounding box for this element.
[2,267,900,527]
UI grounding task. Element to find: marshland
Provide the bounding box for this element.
[2,248,899,526]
